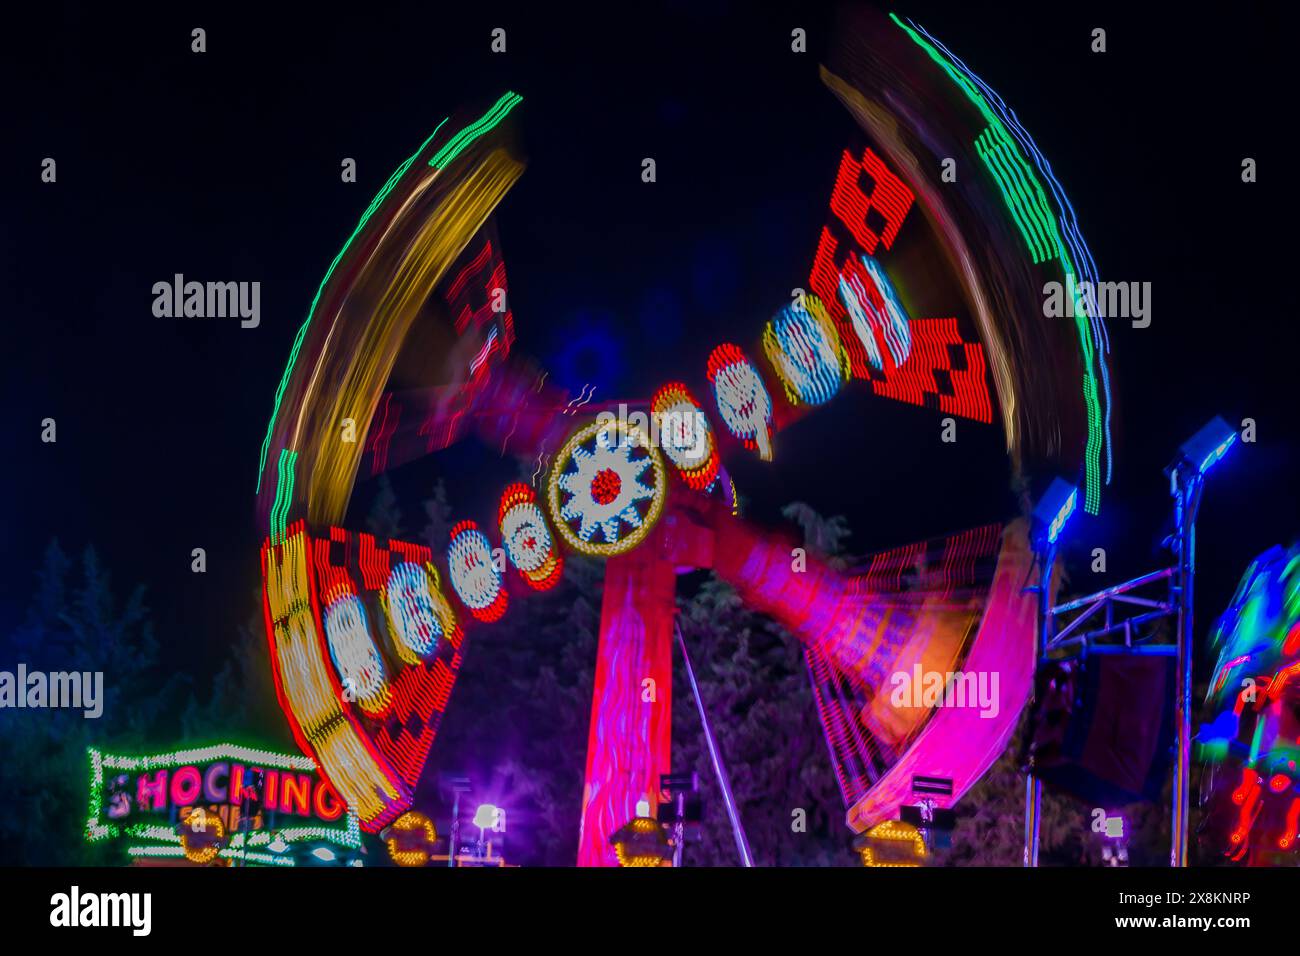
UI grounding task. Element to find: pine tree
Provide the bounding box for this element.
[420,479,455,549]
[0,542,185,864]
[365,473,405,541]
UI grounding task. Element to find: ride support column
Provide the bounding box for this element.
[575,524,676,866]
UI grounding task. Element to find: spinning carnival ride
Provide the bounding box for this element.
[254,9,1116,864]
[1199,544,1300,865]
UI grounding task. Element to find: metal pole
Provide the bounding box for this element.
[675,622,755,867]
[1023,776,1041,867]
[1024,540,1055,867]
[1171,472,1201,867]
[673,793,685,868]
[449,790,461,868]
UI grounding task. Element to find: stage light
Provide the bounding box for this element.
[610,815,672,867]
[385,810,436,866]
[473,804,500,831]
[311,846,335,862]
[1031,477,1078,546]
[856,820,927,867]
[1170,415,1237,477]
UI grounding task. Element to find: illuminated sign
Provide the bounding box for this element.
[86,743,361,865]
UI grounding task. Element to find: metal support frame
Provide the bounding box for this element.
[1023,539,1054,867]
[1023,469,1205,867]
[1170,467,1204,867]
[446,777,472,868]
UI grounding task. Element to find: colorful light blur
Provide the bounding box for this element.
[650,382,719,490]
[498,482,563,590]
[255,96,526,531]
[386,811,437,867]
[806,154,992,425]
[761,294,847,407]
[1199,544,1300,863]
[322,590,393,717]
[382,561,457,665]
[859,820,927,867]
[610,815,672,867]
[179,808,226,864]
[547,418,667,558]
[261,524,465,833]
[447,520,508,621]
[706,343,774,460]
[888,13,1114,512]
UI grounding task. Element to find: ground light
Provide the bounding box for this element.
[855,821,928,867]
[610,815,672,867]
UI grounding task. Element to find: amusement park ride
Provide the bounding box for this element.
[245,8,1283,867]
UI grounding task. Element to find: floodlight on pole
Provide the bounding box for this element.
[1024,476,1077,867]
[442,774,472,868]
[1167,415,1238,866]
[1169,415,1237,478]
[1031,477,1079,547]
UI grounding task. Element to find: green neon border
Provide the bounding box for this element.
[889,13,1106,514]
[85,743,361,852]
[255,90,523,501]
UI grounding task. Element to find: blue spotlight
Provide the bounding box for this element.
[1032,477,1079,546]
[1171,415,1238,476]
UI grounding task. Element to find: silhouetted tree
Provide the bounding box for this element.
[0,542,185,863]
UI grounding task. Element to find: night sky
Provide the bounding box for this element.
[4,0,1294,697]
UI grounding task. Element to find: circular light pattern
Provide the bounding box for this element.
[762,294,847,406]
[447,520,508,621]
[706,343,774,461]
[651,382,719,491]
[382,561,458,664]
[180,808,226,864]
[547,418,667,558]
[859,820,927,868]
[386,810,436,867]
[611,815,671,867]
[322,590,393,716]
[498,483,563,590]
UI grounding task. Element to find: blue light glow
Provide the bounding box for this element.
[1048,487,1077,544]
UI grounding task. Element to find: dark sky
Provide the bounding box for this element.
[4,0,1294,694]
